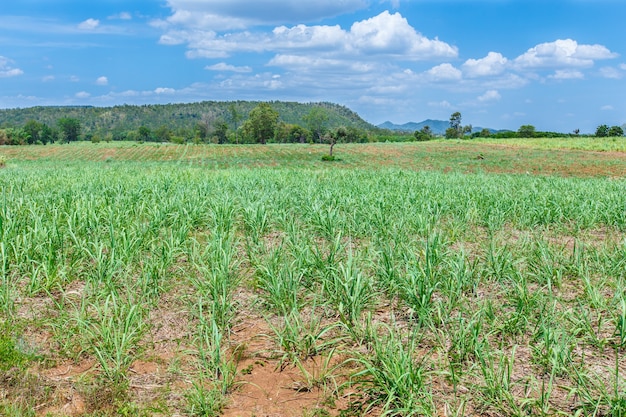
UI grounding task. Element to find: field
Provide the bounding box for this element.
[1,139,625,417]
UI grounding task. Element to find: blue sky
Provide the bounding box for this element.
[1,0,625,133]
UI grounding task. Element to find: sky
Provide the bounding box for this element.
[1,0,625,133]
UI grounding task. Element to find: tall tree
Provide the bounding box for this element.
[213,120,228,144]
[414,126,433,141]
[608,125,624,137]
[137,125,152,142]
[446,112,463,139]
[57,117,81,142]
[518,125,536,138]
[246,103,279,144]
[23,120,43,145]
[595,124,609,137]
[449,112,462,131]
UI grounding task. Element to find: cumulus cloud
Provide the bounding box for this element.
[348,12,457,58]
[78,18,100,30]
[205,62,252,72]
[477,90,501,102]
[601,105,614,111]
[425,63,462,82]
[159,11,457,61]
[514,39,617,69]
[75,91,91,98]
[463,52,508,77]
[0,56,23,78]
[96,76,109,85]
[42,75,55,82]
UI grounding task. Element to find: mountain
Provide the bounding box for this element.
[378,119,450,134]
[378,119,499,135]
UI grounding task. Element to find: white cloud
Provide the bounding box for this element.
[155,87,176,94]
[96,76,109,85]
[272,24,346,50]
[268,54,341,69]
[477,90,501,102]
[347,12,457,59]
[620,64,626,70]
[549,69,584,80]
[0,56,23,78]
[75,91,91,98]
[205,62,253,73]
[463,52,508,77]
[601,105,614,111]
[78,18,100,30]
[159,11,457,61]
[425,63,462,82]
[70,75,80,82]
[42,75,55,82]
[514,39,617,69]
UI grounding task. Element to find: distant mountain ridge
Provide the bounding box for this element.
[378,119,450,134]
[378,119,498,135]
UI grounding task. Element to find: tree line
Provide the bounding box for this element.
[1,103,624,146]
[412,111,625,141]
[0,102,373,146]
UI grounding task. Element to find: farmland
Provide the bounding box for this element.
[1,139,625,416]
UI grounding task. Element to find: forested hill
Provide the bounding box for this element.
[0,101,375,135]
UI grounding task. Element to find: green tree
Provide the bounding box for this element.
[40,124,57,144]
[304,107,329,143]
[447,112,468,139]
[517,125,536,138]
[595,124,609,137]
[154,125,172,142]
[245,103,279,144]
[57,117,81,142]
[23,120,43,145]
[608,125,624,137]
[327,126,347,157]
[194,122,209,142]
[4,128,28,145]
[480,128,491,137]
[137,126,152,142]
[414,126,433,141]
[212,120,228,144]
[449,112,462,130]
[445,127,459,139]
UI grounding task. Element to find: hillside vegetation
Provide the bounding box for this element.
[0,101,375,136]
